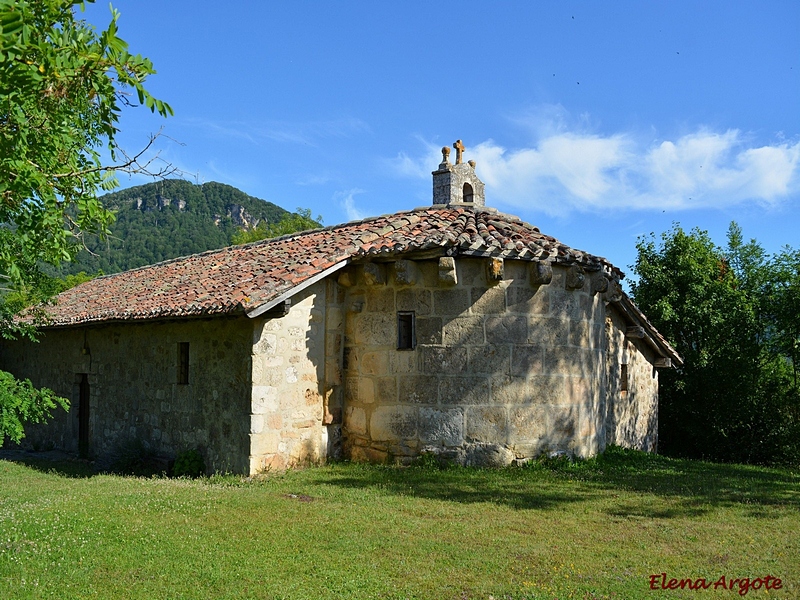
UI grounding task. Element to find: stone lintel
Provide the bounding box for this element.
[337,271,355,288]
[394,260,420,286]
[625,326,645,339]
[591,273,609,295]
[602,280,624,303]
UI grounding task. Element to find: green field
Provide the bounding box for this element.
[1,448,797,599]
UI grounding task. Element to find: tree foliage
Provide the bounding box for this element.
[767,247,800,390]
[231,207,322,245]
[1,0,171,294]
[0,370,68,446]
[1,0,170,444]
[632,223,800,465]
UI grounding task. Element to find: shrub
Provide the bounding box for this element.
[173,449,205,478]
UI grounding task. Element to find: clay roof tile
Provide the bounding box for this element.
[39,207,624,327]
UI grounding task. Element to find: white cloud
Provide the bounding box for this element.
[392,123,800,214]
[735,144,800,200]
[385,136,443,179]
[296,172,332,186]
[189,117,370,147]
[640,130,800,209]
[392,151,432,179]
[334,188,366,221]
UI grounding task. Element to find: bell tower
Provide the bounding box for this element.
[432,139,486,207]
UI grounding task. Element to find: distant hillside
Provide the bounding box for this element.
[59,180,290,276]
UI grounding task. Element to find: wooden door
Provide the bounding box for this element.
[78,374,89,459]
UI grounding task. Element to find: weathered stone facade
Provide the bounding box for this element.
[248,281,344,473]
[432,144,486,207]
[0,317,253,472]
[337,255,657,466]
[0,257,658,473]
[603,307,659,452]
[0,253,664,473]
[0,143,679,474]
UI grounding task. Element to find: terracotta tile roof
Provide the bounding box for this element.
[42,206,623,327]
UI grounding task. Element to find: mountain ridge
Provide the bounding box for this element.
[59,180,290,276]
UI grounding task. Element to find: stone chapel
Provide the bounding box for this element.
[0,141,681,473]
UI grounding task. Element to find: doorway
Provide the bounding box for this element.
[78,373,89,458]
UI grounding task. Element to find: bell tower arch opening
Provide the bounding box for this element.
[463,182,474,203]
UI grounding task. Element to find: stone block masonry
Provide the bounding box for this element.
[340,256,659,465]
[0,318,254,473]
[249,281,341,473]
[603,307,659,452]
[0,157,674,474]
[0,253,659,474]
[1,281,346,476]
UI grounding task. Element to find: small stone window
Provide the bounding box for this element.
[620,363,628,394]
[177,342,190,384]
[463,182,474,203]
[397,312,416,350]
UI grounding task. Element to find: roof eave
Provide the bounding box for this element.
[33,304,250,330]
[615,294,684,367]
[245,259,351,319]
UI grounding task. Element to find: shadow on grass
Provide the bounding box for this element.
[318,464,599,510]
[4,446,797,519]
[583,447,800,518]
[313,447,800,517]
[0,439,174,479]
[0,449,96,478]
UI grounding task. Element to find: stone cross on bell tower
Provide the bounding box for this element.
[432,139,486,207]
[453,139,465,164]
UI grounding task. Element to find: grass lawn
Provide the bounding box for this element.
[0,447,798,599]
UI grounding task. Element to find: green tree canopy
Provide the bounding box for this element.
[1,0,171,297]
[231,207,322,245]
[0,0,170,445]
[766,247,800,389]
[631,223,800,465]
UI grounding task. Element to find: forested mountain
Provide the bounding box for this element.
[57,180,291,276]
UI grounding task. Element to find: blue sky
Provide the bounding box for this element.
[84,1,799,287]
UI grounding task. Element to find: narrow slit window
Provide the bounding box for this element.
[620,363,628,394]
[397,312,416,350]
[178,342,190,384]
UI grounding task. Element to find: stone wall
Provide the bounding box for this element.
[0,257,660,474]
[249,281,343,473]
[323,278,346,457]
[0,317,253,473]
[603,306,659,452]
[340,256,618,465]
